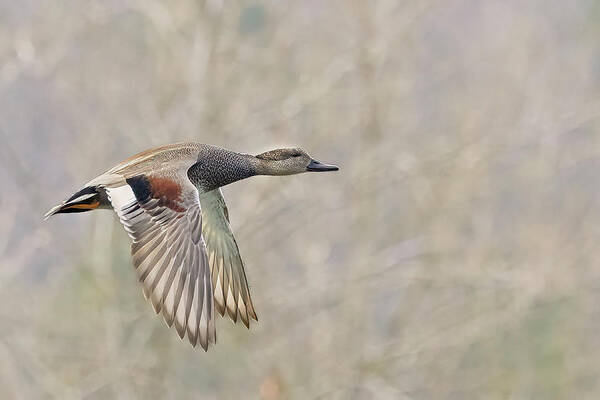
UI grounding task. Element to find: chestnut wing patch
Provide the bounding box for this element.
[126,175,185,212]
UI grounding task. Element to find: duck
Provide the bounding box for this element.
[45,142,339,350]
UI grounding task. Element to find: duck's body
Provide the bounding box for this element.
[45,143,338,350]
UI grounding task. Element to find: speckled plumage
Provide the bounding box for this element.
[187,145,257,192]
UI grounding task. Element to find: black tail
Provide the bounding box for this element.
[44,186,103,219]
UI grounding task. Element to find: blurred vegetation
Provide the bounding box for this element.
[2,0,600,399]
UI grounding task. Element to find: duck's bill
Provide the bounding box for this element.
[306,159,339,172]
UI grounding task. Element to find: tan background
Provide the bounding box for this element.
[2,1,600,399]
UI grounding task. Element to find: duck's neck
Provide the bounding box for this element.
[188,148,276,191]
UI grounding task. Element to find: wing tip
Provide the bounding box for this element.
[249,305,258,322]
[175,324,186,339]
[215,301,226,317]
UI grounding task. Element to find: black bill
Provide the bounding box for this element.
[306,159,339,172]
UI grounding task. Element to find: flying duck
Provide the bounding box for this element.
[45,143,338,350]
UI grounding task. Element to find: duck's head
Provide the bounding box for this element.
[255,148,339,175]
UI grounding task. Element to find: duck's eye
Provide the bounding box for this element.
[291,153,301,158]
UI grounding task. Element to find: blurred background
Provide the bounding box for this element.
[1,1,600,398]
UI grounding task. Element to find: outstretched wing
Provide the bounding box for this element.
[199,189,258,328]
[107,174,215,350]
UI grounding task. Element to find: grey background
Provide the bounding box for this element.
[1,1,600,399]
